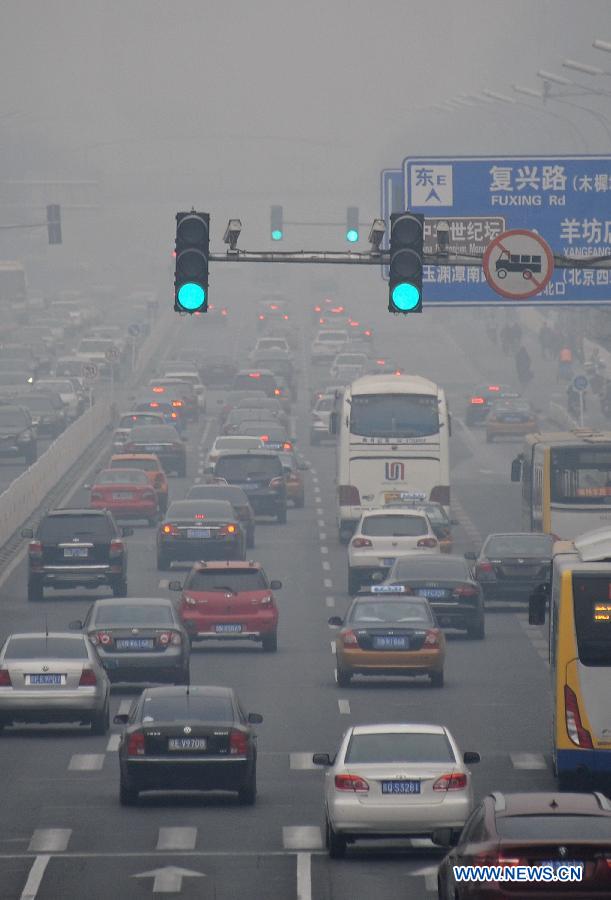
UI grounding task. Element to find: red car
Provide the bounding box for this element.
[89,468,159,525]
[171,560,281,652]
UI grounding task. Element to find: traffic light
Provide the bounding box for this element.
[46,204,62,245]
[271,205,283,241]
[174,210,209,313]
[388,211,424,313]
[346,206,359,242]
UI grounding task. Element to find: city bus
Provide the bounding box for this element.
[529,527,611,788]
[331,374,450,543]
[512,430,611,540]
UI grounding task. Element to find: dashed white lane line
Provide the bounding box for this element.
[68,754,105,771]
[510,752,548,770]
[106,734,121,752]
[317,519,325,528]
[338,699,350,715]
[158,578,170,589]
[320,532,327,540]
[322,561,330,570]
[282,826,323,850]
[330,641,336,654]
[20,855,50,900]
[325,596,335,607]
[316,507,323,515]
[320,546,328,554]
[452,496,482,545]
[156,827,197,851]
[323,578,333,588]
[290,753,319,771]
[28,829,71,852]
[297,851,312,900]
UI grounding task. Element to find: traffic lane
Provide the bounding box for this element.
[313,851,442,900]
[0,435,54,492]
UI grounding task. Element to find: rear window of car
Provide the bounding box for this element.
[350,600,433,624]
[361,515,427,537]
[392,556,471,581]
[496,815,611,841]
[214,454,282,480]
[4,636,88,659]
[315,398,334,412]
[93,605,174,626]
[37,515,113,542]
[317,332,346,342]
[141,695,234,723]
[484,535,553,557]
[232,374,277,394]
[346,732,455,764]
[214,437,263,450]
[166,500,235,519]
[243,425,286,440]
[0,408,28,426]
[119,415,162,428]
[111,458,159,472]
[185,569,268,591]
[186,486,248,504]
[96,469,148,485]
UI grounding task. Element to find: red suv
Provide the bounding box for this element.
[170,561,281,652]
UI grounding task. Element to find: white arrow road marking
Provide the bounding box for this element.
[20,855,50,900]
[510,752,547,770]
[133,866,204,893]
[106,734,121,752]
[68,753,105,771]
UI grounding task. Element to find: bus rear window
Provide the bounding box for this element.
[572,575,611,666]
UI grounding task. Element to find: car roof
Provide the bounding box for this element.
[47,508,107,517]
[362,508,428,517]
[7,631,87,640]
[111,453,162,462]
[351,723,448,736]
[497,792,611,817]
[92,596,173,608]
[192,559,262,570]
[167,499,234,514]
[142,685,235,699]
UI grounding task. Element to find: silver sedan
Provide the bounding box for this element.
[313,722,480,858]
[0,632,110,734]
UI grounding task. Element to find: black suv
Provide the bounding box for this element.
[22,509,132,603]
[0,404,37,465]
[211,451,287,523]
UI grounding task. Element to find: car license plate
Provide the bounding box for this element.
[418,588,448,599]
[381,780,421,794]
[373,636,409,650]
[215,624,242,633]
[168,737,207,751]
[112,492,133,499]
[501,416,522,423]
[26,674,65,685]
[187,528,211,538]
[144,444,164,452]
[115,638,154,650]
[63,547,88,558]
[541,861,583,874]
[381,558,396,567]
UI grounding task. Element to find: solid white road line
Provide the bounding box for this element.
[68,753,105,771]
[106,734,121,752]
[510,752,547,770]
[317,519,325,528]
[20,855,50,900]
[118,699,132,716]
[28,830,71,853]
[337,699,350,715]
[319,532,327,540]
[282,827,323,850]
[289,753,319,771]
[330,641,336,654]
[296,852,312,900]
[156,827,197,851]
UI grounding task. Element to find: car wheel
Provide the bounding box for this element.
[430,669,444,688]
[467,612,485,640]
[91,701,110,735]
[347,568,360,595]
[276,507,287,524]
[27,578,43,603]
[238,767,257,806]
[112,578,128,598]
[119,780,139,806]
[326,818,346,859]
[336,667,352,687]
[261,632,278,653]
[156,551,171,571]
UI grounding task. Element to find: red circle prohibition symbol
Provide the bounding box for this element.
[483,228,555,300]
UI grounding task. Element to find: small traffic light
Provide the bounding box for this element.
[46,204,62,245]
[174,210,209,313]
[346,206,359,243]
[388,212,424,314]
[271,205,283,241]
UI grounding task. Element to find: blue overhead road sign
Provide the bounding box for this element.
[401,155,611,305]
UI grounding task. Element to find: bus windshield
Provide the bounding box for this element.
[350,394,439,438]
[573,575,611,666]
[551,447,611,505]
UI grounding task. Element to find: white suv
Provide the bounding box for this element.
[310,394,336,445]
[310,330,348,363]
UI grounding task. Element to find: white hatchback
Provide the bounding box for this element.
[313,723,479,858]
[347,508,439,594]
[204,435,265,472]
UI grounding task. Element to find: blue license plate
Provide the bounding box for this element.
[381,558,395,567]
[373,636,409,650]
[63,547,88,558]
[27,674,64,685]
[541,861,583,874]
[187,528,211,538]
[418,588,447,599]
[215,624,242,633]
[381,780,421,794]
[115,638,154,650]
[500,416,523,423]
[144,444,164,452]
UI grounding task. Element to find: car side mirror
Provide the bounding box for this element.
[529,583,549,626]
[168,581,182,591]
[328,616,343,627]
[269,580,282,590]
[463,751,481,765]
[464,551,477,561]
[21,528,34,539]
[120,526,134,537]
[431,827,460,848]
[69,619,83,630]
[298,460,310,470]
[511,457,523,483]
[113,714,129,725]
[312,752,332,767]
[247,712,263,724]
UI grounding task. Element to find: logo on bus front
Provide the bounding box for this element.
[385,462,405,481]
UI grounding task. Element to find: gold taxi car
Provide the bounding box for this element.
[486,397,538,443]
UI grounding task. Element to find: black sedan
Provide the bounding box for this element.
[123,424,187,477]
[70,596,190,685]
[385,554,485,639]
[157,499,246,569]
[472,532,553,603]
[199,356,237,387]
[464,383,518,426]
[115,685,262,806]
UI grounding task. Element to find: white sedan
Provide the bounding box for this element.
[313,723,480,858]
[347,508,439,594]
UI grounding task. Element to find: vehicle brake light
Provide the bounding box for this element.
[229,730,248,755]
[258,314,265,320]
[152,386,164,393]
[90,491,103,502]
[270,304,278,310]
[28,540,43,558]
[158,631,181,646]
[476,562,494,575]
[433,772,467,791]
[314,306,321,312]
[339,484,360,506]
[340,629,359,646]
[172,400,183,407]
[488,385,500,391]
[282,441,293,450]
[219,524,237,535]
[474,854,524,868]
[283,314,289,320]
[221,308,227,316]
[470,397,485,405]
[249,372,261,379]
[109,540,124,557]
[453,585,480,598]
[171,412,178,418]
[334,773,369,792]
[0,669,12,686]
[149,401,159,408]
[79,669,97,686]
[351,537,372,548]
[162,524,179,536]
[94,631,111,646]
[260,435,269,442]
[127,732,146,756]
[417,537,438,548]
[364,330,371,336]
[565,684,593,748]
[423,629,441,648]
[376,359,385,365]
[194,514,206,519]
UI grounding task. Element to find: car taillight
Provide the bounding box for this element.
[28,540,43,558]
[219,524,238,536]
[351,537,372,548]
[79,669,97,686]
[453,585,480,598]
[340,629,358,646]
[162,524,179,536]
[474,854,524,868]
[430,486,450,506]
[433,772,467,791]
[565,685,593,748]
[334,774,369,792]
[269,476,285,489]
[339,484,360,506]
[93,631,111,647]
[171,412,178,419]
[283,314,289,320]
[258,314,265,320]
[158,631,182,646]
[274,389,281,396]
[229,730,248,755]
[476,562,494,578]
[417,537,438,548]
[221,308,227,316]
[127,732,146,756]
[259,594,273,606]
[470,397,485,405]
[109,539,124,557]
[488,385,500,392]
[0,669,12,686]
[423,629,441,648]
[282,441,292,450]
[172,400,183,408]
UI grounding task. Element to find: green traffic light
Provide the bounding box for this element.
[346,229,359,243]
[271,229,283,241]
[177,282,206,311]
[391,282,420,311]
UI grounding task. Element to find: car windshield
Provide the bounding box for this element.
[361,515,427,537]
[214,437,263,450]
[187,486,247,504]
[484,535,553,557]
[185,569,268,591]
[392,556,470,581]
[96,469,148,485]
[0,409,28,426]
[141,694,234,723]
[350,394,440,439]
[317,332,346,342]
[37,516,112,542]
[233,374,277,394]
[497,815,611,840]
[346,732,455,764]
[4,637,88,659]
[350,600,433,624]
[93,605,174,626]
[215,455,282,480]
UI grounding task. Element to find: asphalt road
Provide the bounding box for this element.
[0,298,575,900]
